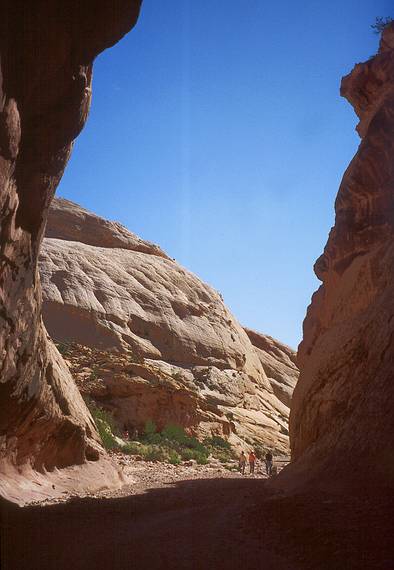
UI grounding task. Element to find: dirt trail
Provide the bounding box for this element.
[1,458,393,569]
[1,478,290,570]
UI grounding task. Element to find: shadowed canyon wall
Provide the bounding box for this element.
[286,24,394,494]
[0,1,142,502]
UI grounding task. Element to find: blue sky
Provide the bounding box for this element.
[57,0,391,348]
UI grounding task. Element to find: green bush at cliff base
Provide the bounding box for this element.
[144,419,157,436]
[86,405,233,465]
[161,423,186,443]
[123,441,143,455]
[168,450,182,465]
[87,401,119,450]
[194,452,209,465]
[204,436,236,463]
[144,446,168,462]
[131,421,212,463]
[204,436,231,450]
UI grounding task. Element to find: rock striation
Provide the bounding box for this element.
[287,24,394,494]
[0,1,142,503]
[40,198,298,453]
[244,328,298,409]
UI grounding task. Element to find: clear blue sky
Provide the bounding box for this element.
[57,0,391,348]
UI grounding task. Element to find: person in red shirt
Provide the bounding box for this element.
[248,451,256,475]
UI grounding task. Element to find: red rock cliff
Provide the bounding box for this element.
[288,24,394,494]
[0,1,142,503]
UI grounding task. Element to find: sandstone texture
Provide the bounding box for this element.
[245,328,298,409]
[0,1,142,503]
[286,24,394,494]
[40,198,298,453]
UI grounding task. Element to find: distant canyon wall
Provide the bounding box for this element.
[287,24,394,494]
[40,198,298,453]
[0,1,142,503]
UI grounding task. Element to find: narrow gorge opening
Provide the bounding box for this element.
[1,3,394,569]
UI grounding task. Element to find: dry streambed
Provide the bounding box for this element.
[29,452,285,506]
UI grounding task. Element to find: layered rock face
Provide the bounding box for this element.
[288,25,394,494]
[244,328,298,409]
[40,198,298,452]
[0,1,142,503]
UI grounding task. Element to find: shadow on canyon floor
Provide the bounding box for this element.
[1,477,393,570]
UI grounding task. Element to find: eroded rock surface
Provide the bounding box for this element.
[40,198,298,452]
[0,1,142,503]
[244,329,298,409]
[287,24,394,494]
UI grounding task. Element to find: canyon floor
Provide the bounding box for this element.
[1,454,393,570]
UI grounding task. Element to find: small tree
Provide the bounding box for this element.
[371,16,393,35]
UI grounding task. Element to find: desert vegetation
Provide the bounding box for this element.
[88,401,236,466]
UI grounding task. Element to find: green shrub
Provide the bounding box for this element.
[212,450,233,463]
[179,446,210,462]
[160,424,209,456]
[144,419,157,436]
[90,408,118,449]
[123,441,144,455]
[204,436,231,450]
[204,435,235,462]
[168,450,181,465]
[195,452,209,465]
[85,400,120,450]
[161,423,186,443]
[118,419,219,465]
[89,403,117,431]
[144,446,166,462]
[183,436,207,453]
[97,422,118,450]
[144,432,162,445]
[179,448,196,461]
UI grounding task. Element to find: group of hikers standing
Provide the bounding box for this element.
[239,450,274,476]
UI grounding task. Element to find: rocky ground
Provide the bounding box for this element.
[2,460,393,570]
[26,451,287,506]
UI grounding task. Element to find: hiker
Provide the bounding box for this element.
[265,450,273,476]
[239,451,247,475]
[249,451,256,475]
